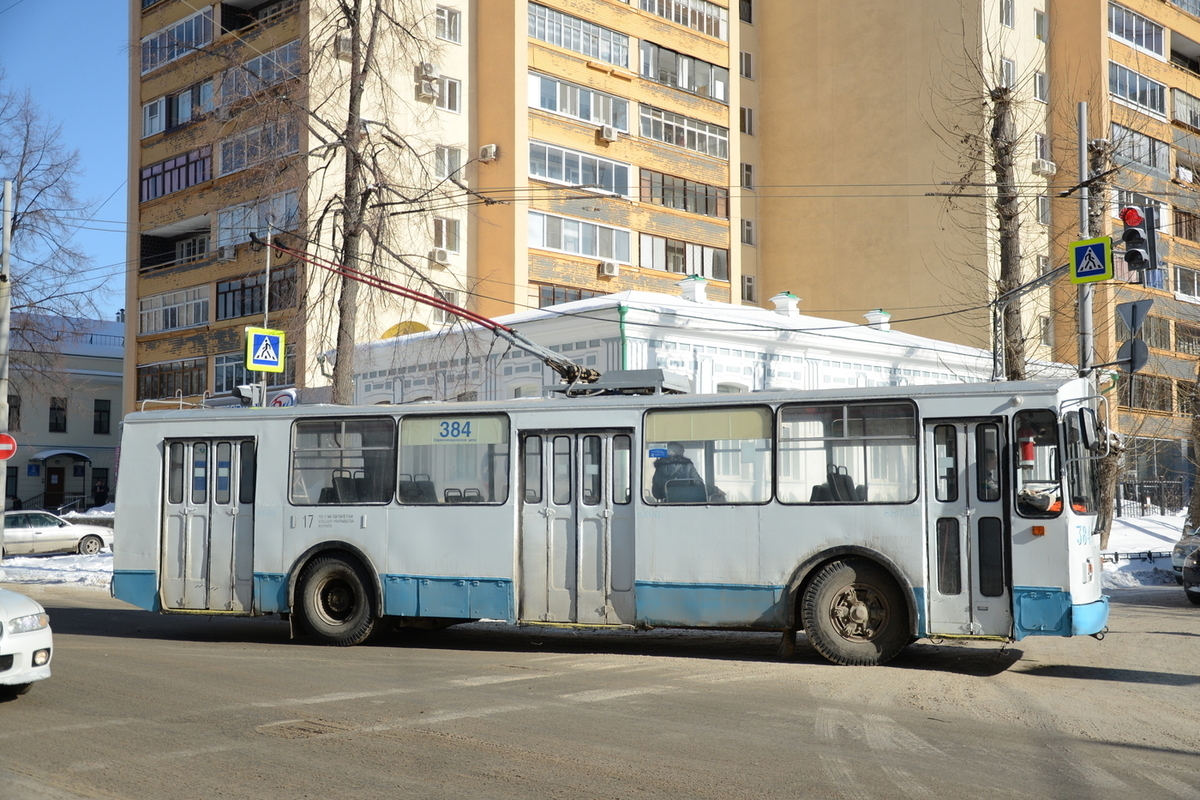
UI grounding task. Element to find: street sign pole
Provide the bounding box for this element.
[1079,102,1094,379]
[0,181,13,518]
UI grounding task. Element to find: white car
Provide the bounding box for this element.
[1,511,113,559]
[1172,530,1200,585]
[0,587,52,696]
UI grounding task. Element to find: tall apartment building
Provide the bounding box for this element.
[127,0,744,411]
[1047,0,1200,501]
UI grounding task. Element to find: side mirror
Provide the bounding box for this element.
[1078,408,1100,451]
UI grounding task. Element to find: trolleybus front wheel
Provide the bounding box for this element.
[297,555,377,646]
[801,558,908,666]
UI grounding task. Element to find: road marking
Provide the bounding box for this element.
[0,719,134,741]
[819,756,872,800]
[863,714,943,756]
[357,704,536,732]
[250,688,415,707]
[69,744,240,773]
[451,673,553,686]
[558,685,676,703]
[1144,772,1200,799]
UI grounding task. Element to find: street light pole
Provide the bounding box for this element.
[0,181,13,515]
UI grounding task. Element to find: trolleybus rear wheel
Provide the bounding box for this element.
[297,555,377,646]
[801,558,908,666]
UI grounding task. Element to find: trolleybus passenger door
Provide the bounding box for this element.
[925,420,1011,637]
[162,439,256,612]
[519,431,635,625]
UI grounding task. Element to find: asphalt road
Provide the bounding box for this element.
[1,582,1199,799]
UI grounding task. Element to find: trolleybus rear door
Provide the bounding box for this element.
[162,439,256,612]
[925,420,1012,637]
[519,431,635,625]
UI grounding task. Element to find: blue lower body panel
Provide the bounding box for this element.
[383,575,514,622]
[1013,587,1109,639]
[255,573,288,613]
[635,581,785,627]
[111,570,161,612]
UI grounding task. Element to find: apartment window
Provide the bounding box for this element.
[1120,373,1173,412]
[215,348,296,393]
[740,107,754,135]
[7,394,19,432]
[174,234,210,265]
[741,219,756,245]
[1034,71,1048,102]
[222,40,301,103]
[1000,58,1016,89]
[1177,265,1200,296]
[739,51,753,79]
[1034,133,1051,161]
[1039,315,1054,347]
[529,211,632,262]
[142,98,165,138]
[436,6,462,43]
[435,77,462,112]
[1178,322,1200,355]
[529,74,629,130]
[1038,254,1051,276]
[139,286,210,334]
[93,399,111,435]
[1117,313,1171,348]
[216,266,297,321]
[430,289,462,325]
[218,117,300,176]
[136,358,207,401]
[536,283,607,308]
[530,142,631,195]
[1000,0,1014,27]
[1109,62,1165,115]
[49,398,67,433]
[1111,123,1168,173]
[740,0,752,24]
[1037,195,1051,225]
[741,275,757,302]
[434,217,461,252]
[639,0,728,40]
[639,233,728,280]
[216,190,300,248]
[140,147,212,202]
[1172,0,1200,18]
[435,145,463,180]
[1035,9,1047,40]
[1177,208,1200,242]
[639,42,729,102]
[640,105,729,158]
[141,8,213,74]
[528,4,630,68]
[741,163,755,189]
[1108,3,1164,56]
[1173,88,1200,130]
[1115,189,1163,219]
[639,169,728,218]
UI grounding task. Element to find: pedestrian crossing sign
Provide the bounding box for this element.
[246,327,286,373]
[1070,236,1113,284]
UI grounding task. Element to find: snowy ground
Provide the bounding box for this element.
[0,507,1189,590]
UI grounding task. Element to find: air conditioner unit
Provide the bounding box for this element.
[335,33,353,61]
[598,260,620,277]
[1032,158,1058,177]
[598,125,619,143]
[1178,165,1196,184]
[217,245,237,262]
[215,104,232,121]
[428,247,450,266]
[417,79,440,101]
[479,144,499,162]
[417,62,440,80]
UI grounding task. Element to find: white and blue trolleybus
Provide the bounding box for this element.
[112,375,1108,665]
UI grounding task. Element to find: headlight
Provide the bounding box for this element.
[7,613,49,634]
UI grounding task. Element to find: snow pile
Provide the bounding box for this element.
[0,513,1190,590]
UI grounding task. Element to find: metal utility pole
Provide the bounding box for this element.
[1078,102,1094,378]
[0,181,12,514]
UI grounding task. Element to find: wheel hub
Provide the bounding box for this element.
[319,580,354,621]
[829,583,888,642]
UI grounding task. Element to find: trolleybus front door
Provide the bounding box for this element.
[162,439,256,612]
[519,431,635,625]
[925,420,1012,637]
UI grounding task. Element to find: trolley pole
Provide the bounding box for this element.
[1078,102,1095,378]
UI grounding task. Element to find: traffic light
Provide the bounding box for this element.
[1119,205,1158,271]
[233,384,264,407]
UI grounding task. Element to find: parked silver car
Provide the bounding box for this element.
[1,511,113,559]
[1173,530,1200,585]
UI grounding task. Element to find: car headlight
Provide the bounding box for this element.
[7,613,49,634]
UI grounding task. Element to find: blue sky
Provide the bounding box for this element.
[0,1,130,320]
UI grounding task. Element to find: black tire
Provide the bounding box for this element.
[1186,588,1200,606]
[78,535,103,556]
[296,555,377,646]
[0,683,32,698]
[801,558,909,666]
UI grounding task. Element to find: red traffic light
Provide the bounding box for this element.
[1119,206,1145,226]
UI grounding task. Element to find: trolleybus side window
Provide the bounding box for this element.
[168,441,185,504]
[290,417,397,505]
[522,436,542,503]
[239,440,256,504]
[778,402,917,504]
[976,423,1001,502]
[642,407,772,504]
[613,434,632,504]
[1063,410,1098,514]
[1014,409,1061,517]
[398,414,510,504]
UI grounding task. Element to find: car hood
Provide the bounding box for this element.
[0,587,45,620]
